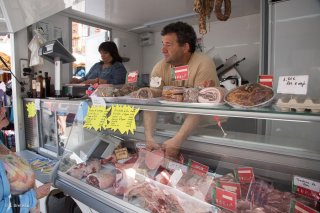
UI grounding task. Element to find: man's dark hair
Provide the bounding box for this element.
[161,21,197,53]
[98,41,123,63]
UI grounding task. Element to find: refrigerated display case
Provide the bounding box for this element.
[51,100,320,213]
[23,99,85,158]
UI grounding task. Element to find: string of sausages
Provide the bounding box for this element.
[193,0,231,35]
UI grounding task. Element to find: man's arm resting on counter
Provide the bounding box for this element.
[143,110,158,143]
[166,114,201,146]
[162,114,201,157]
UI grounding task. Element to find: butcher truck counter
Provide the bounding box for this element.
[23,98,320,213]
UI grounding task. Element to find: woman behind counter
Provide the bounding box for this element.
[70,41,127,85]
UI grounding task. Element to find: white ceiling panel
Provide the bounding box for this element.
[75,0,260,32]
[0,0,260,33]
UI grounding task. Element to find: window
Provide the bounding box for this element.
[71,20,110,78]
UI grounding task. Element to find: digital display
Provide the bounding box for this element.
[90,140,110,158]
[45,44,54,53]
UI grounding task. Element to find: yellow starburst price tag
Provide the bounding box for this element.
[26,102,37,118]
[83,106,110,131]
[106,105,139,134]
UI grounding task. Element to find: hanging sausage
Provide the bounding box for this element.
[193,0,232,35]
[215,0,231,21]
[193,0,214,35]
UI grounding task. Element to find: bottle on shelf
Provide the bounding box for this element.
[43,72,51,98]
[32,72,37,98]
[36,70,44,98]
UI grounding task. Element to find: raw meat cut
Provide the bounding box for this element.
[86,171,115,189]
[145,149,164,170]
[66,158,101,179]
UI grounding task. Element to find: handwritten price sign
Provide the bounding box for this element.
[277,75,309,95]
[83,106,110,131]
[292,176,320,201]
[105,105,140,134]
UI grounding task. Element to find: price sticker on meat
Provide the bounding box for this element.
[174,65,189,81]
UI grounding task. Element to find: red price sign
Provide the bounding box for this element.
[259,75,273,87]
[292,200,318,213]
[236,167,255,183]
[293,176,320,201]
[219,181,242,199]
[295,186,320,201]
[127,71,138,83]
[215,187,237,212]
[189,160,209,177]
[174,65,189,81]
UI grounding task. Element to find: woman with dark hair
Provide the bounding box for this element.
[70,41,127,85]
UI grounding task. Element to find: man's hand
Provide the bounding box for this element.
[162,137,182,159]
[82,78,98,85]
[146,137,161,151]
[70,77,83,84]
[98,78,108,84]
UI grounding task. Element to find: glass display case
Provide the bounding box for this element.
[24,99,84,158]
[52,101,320,213]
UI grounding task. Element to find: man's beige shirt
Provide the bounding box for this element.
[150,52,219,88]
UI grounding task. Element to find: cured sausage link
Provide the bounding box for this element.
[215,0,231,21]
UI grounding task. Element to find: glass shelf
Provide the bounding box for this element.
[104,101,320,123]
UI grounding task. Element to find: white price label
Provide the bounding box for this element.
[35,99,41,110]
[167,161,188,173]
[91,97,106,107]
[277,75,309,95]
[150,77,162,88]
[169,169,183,187]
[135,143,146,149]
[293,176,320,192]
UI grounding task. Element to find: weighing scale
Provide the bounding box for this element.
[38,39,76,96]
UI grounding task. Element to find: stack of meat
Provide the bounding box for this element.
[214,173,320,213]
[162,86,185,102]
[66,158,102,180]
[131,87,162,99]
[113,84,138,97]
[66,158,117,190]
[162,86,227,104]
[124,179,214,213]
[62,145,320,213]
